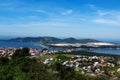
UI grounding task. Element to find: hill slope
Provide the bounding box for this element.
[3,37,100,45]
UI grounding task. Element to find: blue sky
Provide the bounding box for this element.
[0,0,120,39]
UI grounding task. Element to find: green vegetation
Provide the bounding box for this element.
[12,48,30,58]
[0,48,120,80]
[39,54,74,61]
[0,48,54,80]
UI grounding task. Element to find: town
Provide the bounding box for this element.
[0,47,73,57]
[44,55,117,77]
[0,47,120,79]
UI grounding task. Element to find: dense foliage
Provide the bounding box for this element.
[0,48,53,80]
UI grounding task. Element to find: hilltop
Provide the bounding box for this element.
[3,36,100,45]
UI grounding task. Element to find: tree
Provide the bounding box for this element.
[50,55,76,80]
[0,57,9,65]
[12,48,30,58]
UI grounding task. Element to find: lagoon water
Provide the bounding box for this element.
[0,41,120,55]
[89,49,120,55]
[0,41,43,49]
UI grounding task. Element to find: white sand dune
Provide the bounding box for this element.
[51,42,115,47]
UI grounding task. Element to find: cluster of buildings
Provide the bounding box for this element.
[0,48,15,58]
[0,48,42,58]
[43,55,116,77]
[0,48,73,58]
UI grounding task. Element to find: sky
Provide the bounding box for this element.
[0,0,120,39]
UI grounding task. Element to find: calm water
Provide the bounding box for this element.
[0,41,43,49]
[89,49,120,55]
[0,41,120,55]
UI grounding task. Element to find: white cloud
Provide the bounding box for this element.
[61,9,73,15]
[20,16,38,20]
[0,20,82,29]
[34,9,47,13]
[86,4,97,10]
[33,9,49,15]
[86,4,120,26]
[97,10,109,16]
[92,18,120,26]
[86,4,119,17]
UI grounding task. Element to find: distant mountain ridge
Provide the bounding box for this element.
[2,37,100,45]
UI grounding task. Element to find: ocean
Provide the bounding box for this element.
[0,41,43,49]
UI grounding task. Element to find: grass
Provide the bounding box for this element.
[39,54,76,61]
[39,51,120,61]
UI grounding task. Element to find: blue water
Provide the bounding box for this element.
[89,49,120,55]
[99,39,120,44]
[0,41,43,49]
[0,41,120,55]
